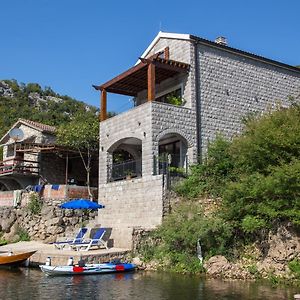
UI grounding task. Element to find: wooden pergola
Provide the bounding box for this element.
[93,51,190,121]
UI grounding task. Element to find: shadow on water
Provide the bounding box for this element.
[0,268,299,300]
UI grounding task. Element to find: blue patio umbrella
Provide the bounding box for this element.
[59,199,105,228]
[59,199,105,210]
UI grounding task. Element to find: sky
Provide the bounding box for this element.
[0,0,299,113]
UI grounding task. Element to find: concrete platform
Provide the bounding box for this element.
[0,241,131,266]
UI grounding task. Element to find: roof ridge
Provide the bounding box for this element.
[18,118,56,133]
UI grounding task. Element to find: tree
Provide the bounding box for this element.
[56,112,99,199]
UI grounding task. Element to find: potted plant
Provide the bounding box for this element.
[125,170,133,180]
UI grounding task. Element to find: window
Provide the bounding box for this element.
[156,88,182,105]
[6,144,15,157]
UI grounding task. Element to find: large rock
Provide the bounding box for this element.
[3,222,19,241]
[41,206,55,217]
[47,226,64,235]
[45,217,63,227]
[204,255,230,277]
[1,216,16,233]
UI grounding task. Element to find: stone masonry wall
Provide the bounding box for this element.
[0,195,98,242]
[151,101,198,165]
[98,101,196,247]
[0,191,14,206]
[197,43,300,152]
[98,175,164,248]
[99,101,197,185]
[99,103,152,184]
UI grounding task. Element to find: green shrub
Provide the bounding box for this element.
[14,226,30,242]
[288,259,300,279]
[27,193,42,215]
[222,159,300,230]
[176,136,235,198]
[241,216,267,234]
[140,202,233,273]
[166,95,184,106]
[0,232,8,246]
[247,264,260,278]
[230,104,300,175]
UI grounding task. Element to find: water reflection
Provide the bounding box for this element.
[0,268,298,300]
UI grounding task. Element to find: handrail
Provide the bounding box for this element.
[1,158,39,164]
[107,159,142,182]
[0,158,40,176]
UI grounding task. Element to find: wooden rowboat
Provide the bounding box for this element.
[0,250,36,266]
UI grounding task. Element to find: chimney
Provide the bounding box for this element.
[215,36,227,46]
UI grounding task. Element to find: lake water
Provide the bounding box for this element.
[0,268,298,300]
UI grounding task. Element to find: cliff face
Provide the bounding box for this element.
[0,80,98,138]
[0,80,95,112]
[0,81,14,98]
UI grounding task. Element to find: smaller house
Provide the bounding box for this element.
[0,119,98,192]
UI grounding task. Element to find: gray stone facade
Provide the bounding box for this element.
[98,32,300,248]
[197,43,300,152]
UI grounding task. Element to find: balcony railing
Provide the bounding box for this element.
[153,154,188,188]
[0,158,40,176]
[153,154,188,175]
[107,159,142,182]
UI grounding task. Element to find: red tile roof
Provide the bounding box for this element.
[19,119,56,133]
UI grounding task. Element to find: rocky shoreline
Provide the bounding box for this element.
[132,223,300,282]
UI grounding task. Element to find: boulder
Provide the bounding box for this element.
[41,205,55,217]
[1,217,16,233]
[45,217,63,227]
[204,255,230,277]
[47,226,64,235]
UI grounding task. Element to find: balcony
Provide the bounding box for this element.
[107,159,142,182]
[0,158,39,177]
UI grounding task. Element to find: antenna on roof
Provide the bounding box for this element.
[9,128,24,157]
[9,128,24,142]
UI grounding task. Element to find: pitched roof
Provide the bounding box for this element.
[0,119,56,145]
[139,31,300,74]
[18,119,56,134]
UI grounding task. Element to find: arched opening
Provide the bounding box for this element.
[0,181,8,191]
[157,133,188,176]
[107,137,142,182]
[0,178,22,191]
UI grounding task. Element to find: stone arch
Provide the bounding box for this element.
[0,181,9,191]
[106,137,143,182]
[116,144,141,161]
[0,178,22,191]
[106,135,143,153]
[155,128,194,148]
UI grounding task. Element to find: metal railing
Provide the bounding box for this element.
[154,154,188,175]
[0,158,40,176]
[107,159,142,182]
[154,154,188,188]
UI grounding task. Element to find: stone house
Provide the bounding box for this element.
[0,118,98,191]
[93,32,300,248]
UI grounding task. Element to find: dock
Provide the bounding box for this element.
[0,241,131,266]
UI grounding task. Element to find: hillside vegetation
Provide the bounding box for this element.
[139,102,300,273]
[0,79,98,138]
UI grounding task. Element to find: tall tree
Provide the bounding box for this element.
[56,112,99,199]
